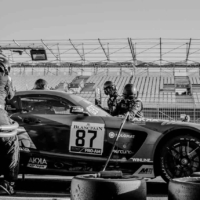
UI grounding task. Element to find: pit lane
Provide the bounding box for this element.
[0,175,168,200]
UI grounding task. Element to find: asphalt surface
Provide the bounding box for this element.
[0,175,168,200]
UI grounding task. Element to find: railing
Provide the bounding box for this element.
[97,94,200,123]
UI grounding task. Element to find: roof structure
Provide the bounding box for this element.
[1,38,200,68]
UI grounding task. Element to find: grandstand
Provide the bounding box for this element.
[2,38,200,122]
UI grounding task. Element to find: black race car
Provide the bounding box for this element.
[4,90,200,182]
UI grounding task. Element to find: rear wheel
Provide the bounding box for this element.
[158,134,200,182]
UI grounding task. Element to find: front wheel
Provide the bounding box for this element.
[158,134,200,182]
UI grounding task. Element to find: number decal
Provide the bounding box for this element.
[69,122,105,155]
[75,130,85,146]
[75,130,97,147]
[88,130,97,148]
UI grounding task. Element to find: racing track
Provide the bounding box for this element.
[0,175,168,200]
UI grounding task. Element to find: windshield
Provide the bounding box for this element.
[72,95,111,117]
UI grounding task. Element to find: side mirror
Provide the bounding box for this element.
[70,106,89,116]
[30,49,47,61]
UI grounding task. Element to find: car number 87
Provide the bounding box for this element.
[76,130,97,147]
[69,122,105,155]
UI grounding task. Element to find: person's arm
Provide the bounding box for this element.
[6,76,15,100]
[111,96,122,116]
[96,98,110,114]
[128,100,143,119]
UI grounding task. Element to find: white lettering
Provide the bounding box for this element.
[130,158,151,162]
[139,168,153,174]
[27,164,47,169]
[119,134,135,138]
[29,157,47,165]
[109,132,135,139]
[73,125,103,131]
[132,118,160,122]
[113,150,133,154]
[84,148,101,154]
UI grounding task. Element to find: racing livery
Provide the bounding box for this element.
[3,90,200,182]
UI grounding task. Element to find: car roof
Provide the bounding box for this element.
[15,90,84,103]
[15,90,110,117]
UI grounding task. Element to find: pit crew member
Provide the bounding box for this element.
[0,55,19,195]
[115,83,143,119]
[33,78,49,90]
[97,81,122,116]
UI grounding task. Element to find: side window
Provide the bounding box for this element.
[20,95,74,115]
[6,96,20,114]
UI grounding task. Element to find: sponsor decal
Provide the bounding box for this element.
[73,124,103,131]
[130,158,152,162]
[68,166,93,171]
[71,146,101,155]
[113,150,133,154]
[133,165,154,178]
[19,147,30,152]
[27,157,47,169]
[109,132,115,138]
[6,105,16,110]
[161,121,177,125]
[69,167,83,171]
[133,121,146,125]
[108,132,135,139]
[139,168,153,174]
[120,133,135,138]
[131,118,161,122]
[69,122,105,155]
[86,105,99,115]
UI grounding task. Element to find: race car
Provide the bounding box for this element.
[4,90,200,182]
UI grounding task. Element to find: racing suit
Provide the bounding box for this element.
[99,92,122,116]
[115,98,144,119]
[0,74,19,194]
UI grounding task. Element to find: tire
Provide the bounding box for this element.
[158,134,200,182]
[168,177,200,200]
[71,174,146,200]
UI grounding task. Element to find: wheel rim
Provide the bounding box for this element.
[163,138,200,178]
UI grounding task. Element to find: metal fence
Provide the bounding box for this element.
[99,94,200,123]
[143,107,200,122]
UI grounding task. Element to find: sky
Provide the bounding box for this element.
[1,0,200,40]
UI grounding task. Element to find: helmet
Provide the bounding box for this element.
[0,55,11,75]
[123,84,138,99]
[34,79,48,90]
[103,81,116,96]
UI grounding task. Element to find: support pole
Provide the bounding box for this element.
[98,39,110,61]
[186,38,192,63]
[128,38,136,76]
[160,38,162,67]
[69,39,84,61]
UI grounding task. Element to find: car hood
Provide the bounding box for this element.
[102,116,200,134]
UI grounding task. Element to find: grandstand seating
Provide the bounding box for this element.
[83,75,179,107]
[11,74,76,91]
[12,72,200,106]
